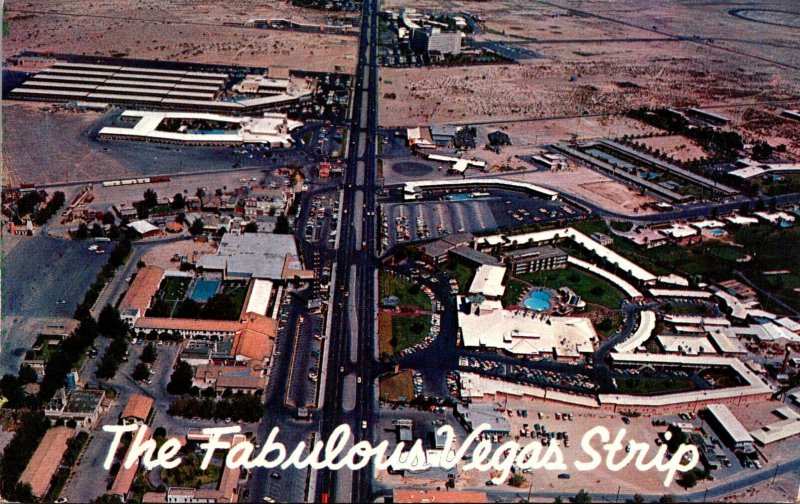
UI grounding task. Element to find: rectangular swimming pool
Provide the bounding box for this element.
[190,279,220,302]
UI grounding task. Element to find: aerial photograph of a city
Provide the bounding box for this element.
[2,0,800,503]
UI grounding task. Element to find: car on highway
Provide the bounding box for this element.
[270,472,281,480]
[361,421,367,429]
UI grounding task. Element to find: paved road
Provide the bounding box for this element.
[315,0,381,501]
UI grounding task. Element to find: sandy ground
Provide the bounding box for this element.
[2,103,132,186]
[699,106,800,160]
[383,0,800,72]
[3,0,358,73]
[488,165,656,215]
[139,240,216,270]
[382,0,667,42]
[379,40,798,127]
[378,0,800,127]
[465,117,663,162]
[450,398,685,494]
[636,135,707,163]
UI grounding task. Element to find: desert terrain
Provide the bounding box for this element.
[379,0,800,127]
[3,0,358,73]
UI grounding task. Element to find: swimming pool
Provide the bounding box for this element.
[710,229,725,236]
[190,279,221,302]
[523,290,553,311]
[447,194,471,201]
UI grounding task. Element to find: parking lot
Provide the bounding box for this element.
[456,398,691,494]
[0,231,111,375]
[381,189,584,249]
[286,313,325,409]
[303,193,340,248]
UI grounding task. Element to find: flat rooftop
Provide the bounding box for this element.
[197,233,299,280]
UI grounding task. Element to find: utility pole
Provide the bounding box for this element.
[527,477,534,503]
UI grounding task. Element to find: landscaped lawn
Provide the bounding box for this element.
[161,276,190,301]
[379,271,431,310]
[379,369,415,402]
[518,268,623,309]
[391,314,431,352]
[222,281,248,316]
[161,455,221,488]
[616,376,694,395]
[502,279,528,307]
[441,260,475,294]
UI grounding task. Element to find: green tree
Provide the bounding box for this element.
[141,342,157,363]
[658,495,676,504]
[91,222,105,238]
[132,363,150,381]
[98,305,128,338]
[243,221,259,233]
[274,215,290,234]
[189,218,205,236]
[175,299,202,319]
[18,364,38,385]
[91,494,125,504]
[102,211,116,225]
[508,473,525,487]
[76,222,89,239]
[572,490,592,504]
[202,294,237,320]
[628,495,646,504]
[167,360,194,395]
[171,193,186,210]
[143,188,158,208]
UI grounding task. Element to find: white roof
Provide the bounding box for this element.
[726,323,800,343]
[724,214,759,226]
[403,178,558,200]
[656,334,716,355]
[706,327,747,354]
[614,310,656,353]
[664,314,731,326]
[128,220,159,235]
[706,404,753,444]
[658,274,690,287]
[649,289,712,299]
[750,408,800,445]
[776,317,800,332]
[458,305,596,358]
[478,228,656,283]
[754,211,795,224]
[244,279,273,317]
[661,223,699,239]
[691,219,726,229]
[458,372,600,407]
[567,256,642,298]
[468,265,507,298]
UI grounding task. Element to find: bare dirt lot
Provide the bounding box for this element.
[379,40,798,127]
[2,103,132,186]
[500,166,656,215]
[703,106,800,159]
[636,135,707,163]
[139,240,216,270]
[382,0,667,42]
[3,0,357,73]
[378,0,800,128]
